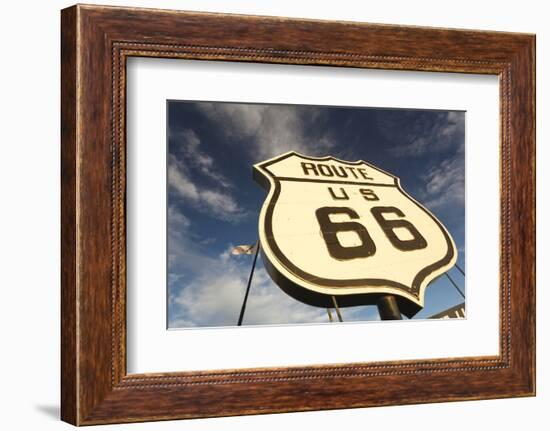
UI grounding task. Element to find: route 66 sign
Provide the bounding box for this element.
[254,151,457,318]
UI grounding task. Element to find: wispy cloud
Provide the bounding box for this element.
[168,204,190,228]
[196,103,335,160]
[380,111,465,157]
[168,246,331,327]
[168,154,245,223]
[170,128,233,188]
[167,204,218,276]
[421,154,465,210]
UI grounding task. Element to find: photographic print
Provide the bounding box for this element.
[60,7,536,423]
[167,101,465,328]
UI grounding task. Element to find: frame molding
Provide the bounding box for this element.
[61,4,535,425]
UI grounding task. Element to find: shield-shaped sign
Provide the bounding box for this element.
[254,151,457,318]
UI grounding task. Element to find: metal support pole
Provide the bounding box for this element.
[377,295,402,320]
[331,296,344,322]
[445,272,465,299]
[237,241,260,326]
[455,263,466,277]
[326,308,334,323]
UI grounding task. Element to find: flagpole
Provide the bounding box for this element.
[237,241,260,326]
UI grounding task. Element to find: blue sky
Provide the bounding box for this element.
[167,101,465,328]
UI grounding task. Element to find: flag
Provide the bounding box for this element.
[231,243,259,256]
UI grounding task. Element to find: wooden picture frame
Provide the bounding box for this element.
[61,4,535,425]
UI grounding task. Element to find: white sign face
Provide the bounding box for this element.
[254,152,457,317]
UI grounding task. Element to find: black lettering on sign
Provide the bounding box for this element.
[331,165,348,178]
[301,162,319,176]
[328,187,349,200]
[344,166,359,179]
[315,207,376,260]
[317,164,334,177]
[359,188,379,201]
[357,168,374,180]
[371,206,427,251]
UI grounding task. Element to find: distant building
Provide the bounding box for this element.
[429,303,465,319]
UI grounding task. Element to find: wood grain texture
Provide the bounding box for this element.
[60,4,536,425]
[60,6,78,425]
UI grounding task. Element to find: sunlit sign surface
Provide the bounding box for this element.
[254,152,457,317]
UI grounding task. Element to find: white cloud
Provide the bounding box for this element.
[169,245,328,327]
[168,154,245,222]
[197,103,335,160]
[240,267,330,326]
[170,267,248,327]
[168,162,199,200]
[168,242,380,328]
